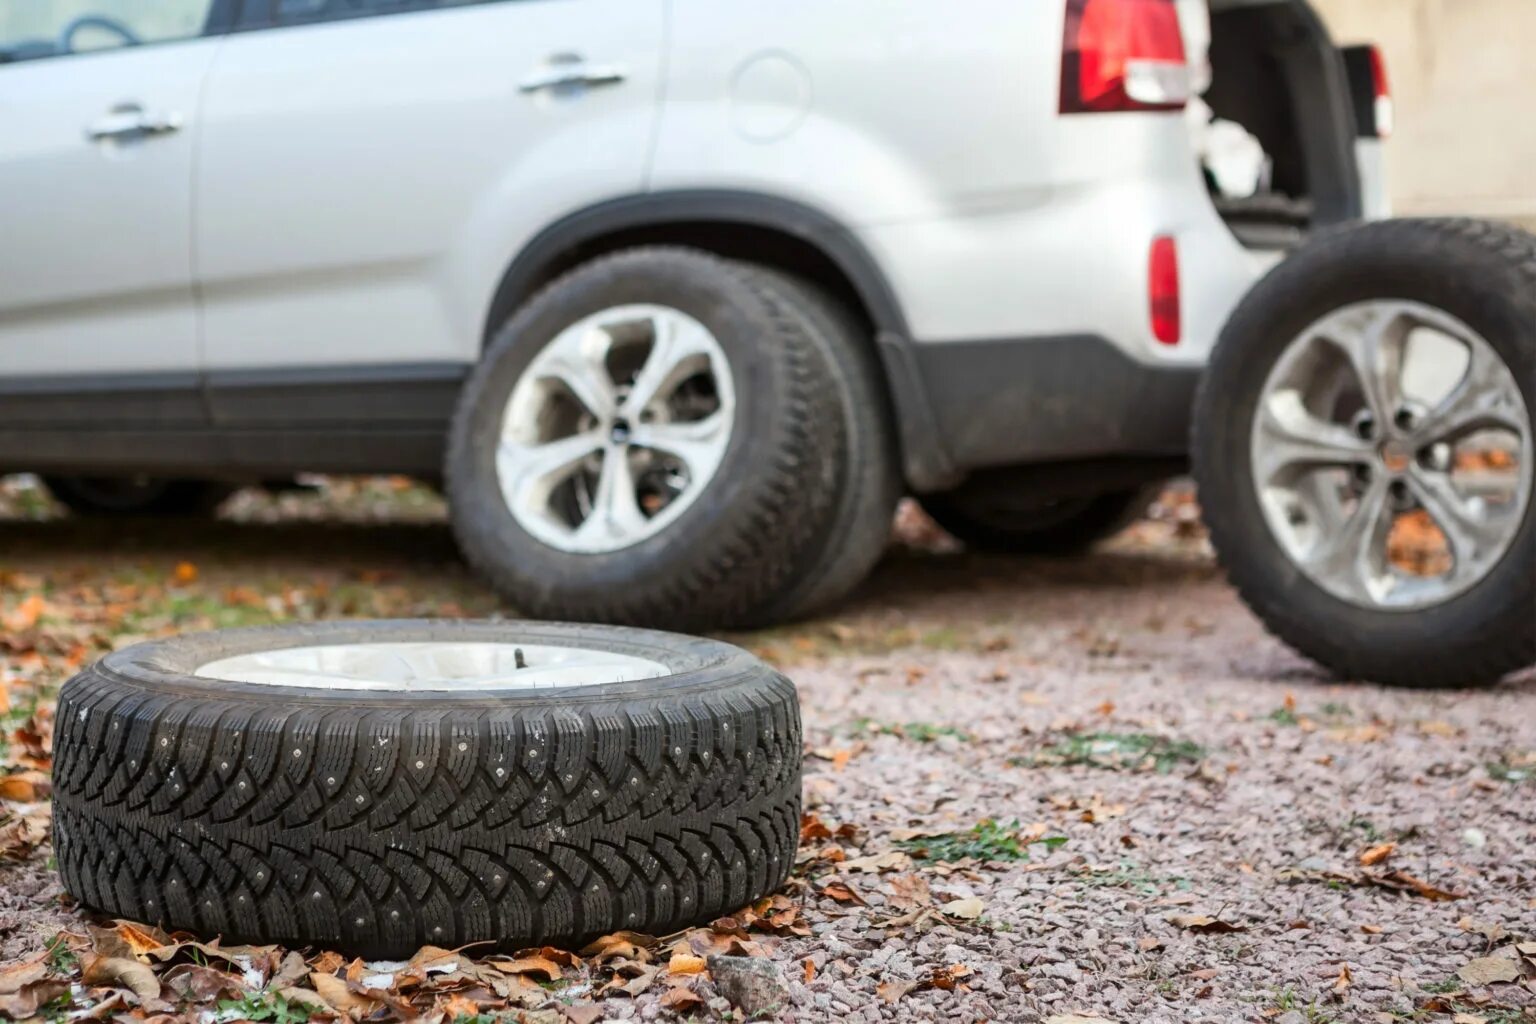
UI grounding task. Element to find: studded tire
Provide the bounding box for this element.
[52,620,802,959]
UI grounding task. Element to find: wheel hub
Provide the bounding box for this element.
[495,304,736,554]
[1249,299,1531,610]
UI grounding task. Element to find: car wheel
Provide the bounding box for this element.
[1193,218,1536,687]
[42,476,235,518]
[447,246,846,630]
[918,487,1154,554]
[52,620,801,959]
[732,266,900,623]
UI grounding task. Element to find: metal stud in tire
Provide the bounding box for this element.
[52,621,801,958]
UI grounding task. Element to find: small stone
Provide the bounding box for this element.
[707,955,791,1017]
[1462,827,1487,849]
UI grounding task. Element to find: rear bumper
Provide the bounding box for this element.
[886,332,1200,489]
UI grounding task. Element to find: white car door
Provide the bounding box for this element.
[0,2,227,402]
[194,0,664,424]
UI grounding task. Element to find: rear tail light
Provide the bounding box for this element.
[1368,44,1393,138]
[1149,235,1181,345]
[1061,0,1191,114]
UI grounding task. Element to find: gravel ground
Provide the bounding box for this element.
[0,478,1532,1023]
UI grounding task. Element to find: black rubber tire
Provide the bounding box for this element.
[446,246,844,631]
[1193,218,1536,688]
[918,486,1154,555]
[51,620,802,959]
[42,476,235,518]
[733,267,900,623]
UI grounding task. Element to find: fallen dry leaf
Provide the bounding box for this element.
[173,562,199,584]
[667,954,707,976]
[82,956,161,1003]
[310,971,380,1018]
[0,770,51,802]
[1167,914,1246,934]
[489,954,564,982]
[657,984,705,1011]
[1359,842,1396,866]
[819,879,866,905]
[1456,956,1521,987]
[877,978,918,1004]
[942,897,986,921]
[842,850,913,873]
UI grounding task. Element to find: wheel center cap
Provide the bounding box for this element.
[1379,439,1413,474]
[609,419,632,445]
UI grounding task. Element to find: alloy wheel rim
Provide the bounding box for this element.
[1250,299,1531,610]
[196,641,672,690]
[497,304,736,554]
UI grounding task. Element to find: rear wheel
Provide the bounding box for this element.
[919,486,1153,555]
[447,246,847,631]
[42,476,235,518]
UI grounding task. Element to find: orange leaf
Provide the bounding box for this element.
[1360,842,1396,866]
[491,956,564,982]
[3,595,44,633]
[0,771,50,802]
[173,562,199,585]
[667,954,707,976]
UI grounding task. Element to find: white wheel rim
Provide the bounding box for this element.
[196,641,671,691]
[497,304,736,554]
[1250,299,1532,610]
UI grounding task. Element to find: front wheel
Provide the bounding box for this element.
[1194,218,1536,688]
[446,246,848,631]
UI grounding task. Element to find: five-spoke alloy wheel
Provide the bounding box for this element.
[1196,219,1536,687]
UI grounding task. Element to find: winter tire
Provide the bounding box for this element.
[52,620,803,959]
[733,266,900,623]
[1193,218,1536,687]
[447,247,845,631]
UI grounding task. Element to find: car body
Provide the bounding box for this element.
[0,0,1391,625]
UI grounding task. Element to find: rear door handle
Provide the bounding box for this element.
[519,58,627,94]
[86,104,183,142]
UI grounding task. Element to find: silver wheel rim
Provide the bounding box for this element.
[1250,299,1532,610]
[497,304,736,554]
[196,641,671,690]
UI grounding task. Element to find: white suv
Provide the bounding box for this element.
[0,0,1388,628]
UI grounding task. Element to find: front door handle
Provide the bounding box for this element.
[86,104,183,142]
[519,56,627,94]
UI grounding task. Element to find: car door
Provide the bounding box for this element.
[0,1,230,425]
[194,0,664,427]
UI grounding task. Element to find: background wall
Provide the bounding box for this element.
[1313,0,1536,229]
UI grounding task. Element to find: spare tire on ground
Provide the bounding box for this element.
[52,620,801,959]
[1194,218,1536,687]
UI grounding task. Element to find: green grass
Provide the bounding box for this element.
[895,819,1067,863]
[217,992,315,1024]
[844,719,974,744]
[1486,756,1532,783]
[43,934,77,975]
[1021,732,1206,773]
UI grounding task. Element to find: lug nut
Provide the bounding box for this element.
[1394,407,1416,432]
[1352,412,1377,441]
[1419,442,1453,473]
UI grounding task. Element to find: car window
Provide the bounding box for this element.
[0,1,219,65]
